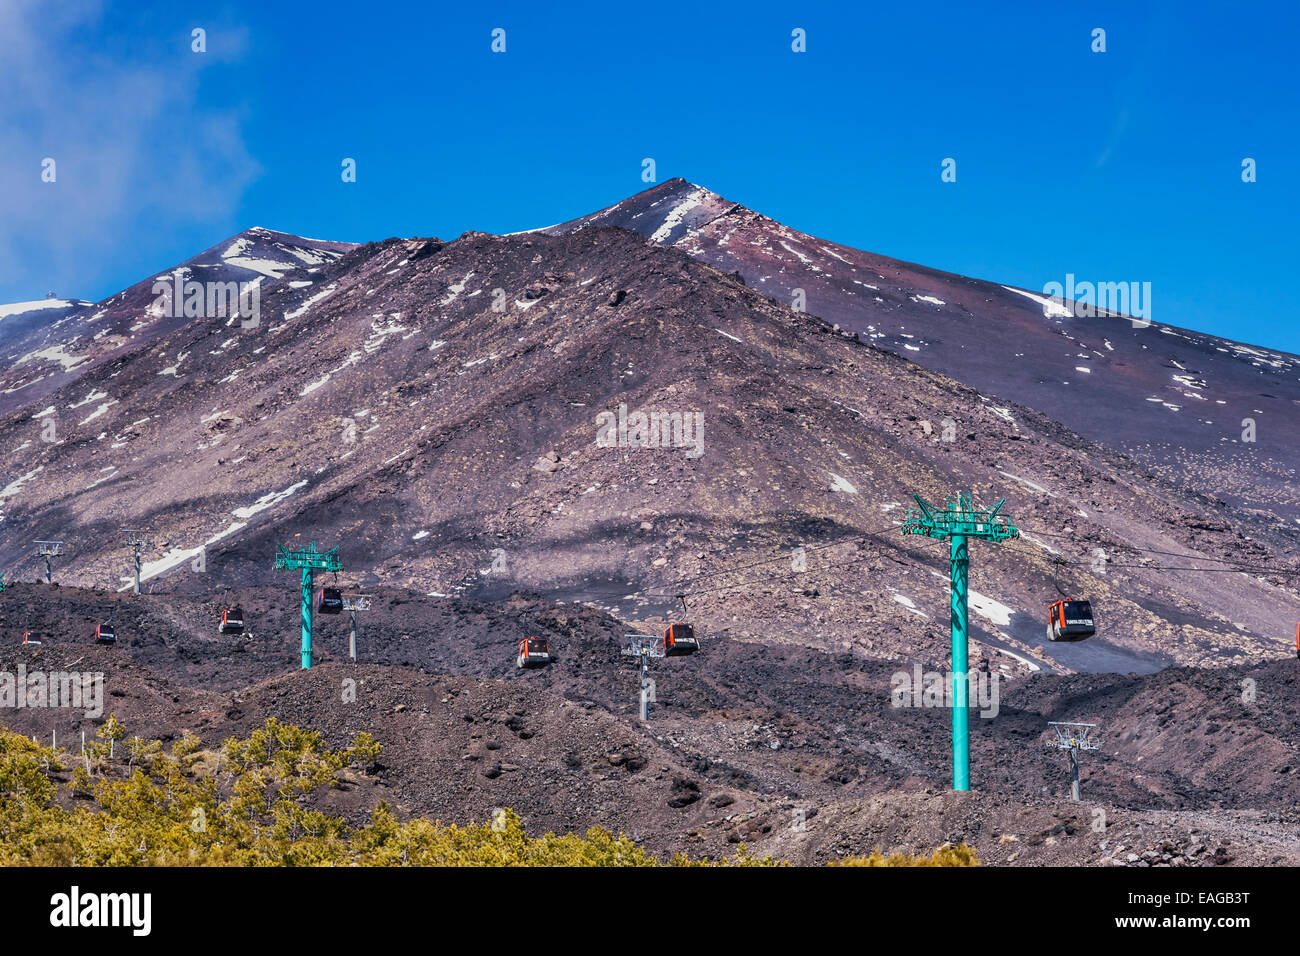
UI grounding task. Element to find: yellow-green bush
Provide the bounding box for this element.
[0,719,973,867]
[830,843,979,866]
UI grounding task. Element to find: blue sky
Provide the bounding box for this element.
[3,0,1297,351]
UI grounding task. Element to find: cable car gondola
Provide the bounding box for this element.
[663,595,700,656]
[316,586,343,615]
[516,636,552,669]
[663,622,699,656]
[219,606,246,635]
[1047,600,1095,641]
[93,605,120,646]
[1047,559,1095,642]
[218,586,246,634]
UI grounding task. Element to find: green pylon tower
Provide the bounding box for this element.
[901,492,1017,791]
[0,572,6,595]
[273,541,343,669]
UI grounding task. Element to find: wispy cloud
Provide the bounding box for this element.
[1093,107,1130,169]
[0,0,259,300]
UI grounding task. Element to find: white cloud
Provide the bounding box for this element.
[0,1,259,301]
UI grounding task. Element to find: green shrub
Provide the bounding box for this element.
[0,719,973,867]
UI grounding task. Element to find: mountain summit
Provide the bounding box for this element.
[0,194,1296,677]
[540,179,1300,523]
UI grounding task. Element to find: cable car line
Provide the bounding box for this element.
[1006,539,1300,578]
[648,550,880,599]
[1094,562,1300,575]
[652,519,905,590]
[1016,525,1298,571]
[640,517,928,600]
[646,529,951,601]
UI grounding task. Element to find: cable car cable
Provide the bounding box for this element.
[1005,540,1300,578]
[648,529,950,601]
[655,519,906,590]
[641,518,929,599]
[1016,525,1297,571]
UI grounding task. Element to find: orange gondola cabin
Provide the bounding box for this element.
[315,587,343,615]
[663,622,700,656]
[219,606,245,634]
[516,636,552,669]
[1047,599,1095,642]
[94,622,117,645]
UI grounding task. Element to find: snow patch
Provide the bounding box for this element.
[649,188,707,243]
[890,593,928,618]
[78,401,118,426]
[0,467,43,502]
[69,389,107,410]
[968,589,1014,627]
[829,473,858,494]
[998,470,1052,496]
[232,481,308,520]
[18,345,89,372]
[1003,286,1072,319]
[300,374,331,397]
[441,272,475,306]
[0,299,87,320]
[284,284,337,321]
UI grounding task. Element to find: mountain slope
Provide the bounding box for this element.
[0,228,355,420]
[539,179,1300,523]
[2,583,1298,864]
[0,223,1296,675]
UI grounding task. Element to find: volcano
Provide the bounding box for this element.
[2,180,1299,866]
[1,185,1297,681]
[538,178,1300,524]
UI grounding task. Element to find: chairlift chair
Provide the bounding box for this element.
[20,614,40,646]
[1047,559,1095,642]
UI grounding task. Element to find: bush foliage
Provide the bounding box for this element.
[0,718,973,867]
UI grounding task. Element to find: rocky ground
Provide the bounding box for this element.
[544,178,1300,523]
[2,582,1296,865]
[3,184,1298,866]
[1,223,1296,680]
